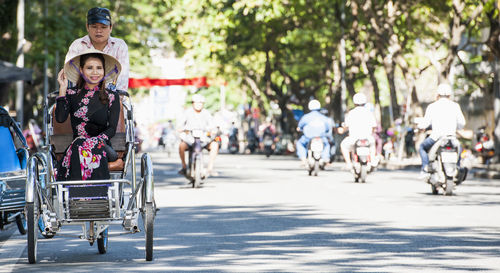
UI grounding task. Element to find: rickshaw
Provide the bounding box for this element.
[0,107,29,234]
[25,89,156,263]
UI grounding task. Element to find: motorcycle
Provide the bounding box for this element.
[307,137,324,176]
[263,134,274,158]
[474,127,494,164]
[185,129,210,188]
[426,135,467,195]
[246,130,258,154]
[161,132,177,158]
[228,128,239,154]
[351,139,372,183]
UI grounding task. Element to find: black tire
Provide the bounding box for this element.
[193,157,202,188]
[444,178,453,196]
[431,184,438,195]
[265,146,272,158]
[27,202,38,264]
[313,161,319,176]
[16,214,27,235]
[144,203,154,261]
[360,165,367,183]
[97,228,108,254]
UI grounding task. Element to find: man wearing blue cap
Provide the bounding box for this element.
[64,7,129,91]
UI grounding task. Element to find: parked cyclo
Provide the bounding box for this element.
[25,87,156,263]
[0,107,29,234]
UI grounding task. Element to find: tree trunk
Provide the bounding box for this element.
[367,62,382,123]
[383,57,399,122]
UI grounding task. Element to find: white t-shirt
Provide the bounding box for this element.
[177,107,214,131]
[421,98,466,140]
[345,106,377,139]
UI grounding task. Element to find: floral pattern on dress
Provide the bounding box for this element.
[74,106,88,120]
[76,122,87,137]
[61,142,74,178]
[108,93,115,107]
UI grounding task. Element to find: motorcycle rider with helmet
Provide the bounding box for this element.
[177,94,219,177]
[296,100,333,168]
[340,93,378,170]
[418,83,466,178]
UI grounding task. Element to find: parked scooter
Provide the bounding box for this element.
[307,137,324,176]
[474,127,494,164]
[351,139,372,183]
[426,135,467,195]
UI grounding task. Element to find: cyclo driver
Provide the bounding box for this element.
[177,94,219,177]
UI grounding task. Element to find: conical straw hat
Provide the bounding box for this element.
[63,48,121,85]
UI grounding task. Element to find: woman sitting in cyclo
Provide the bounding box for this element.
[55,48,121,181]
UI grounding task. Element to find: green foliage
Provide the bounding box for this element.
[2,0,498,127]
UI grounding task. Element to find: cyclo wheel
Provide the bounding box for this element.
[16,214,27,235]
[97,228,108,254]
[144,202,154,261]
[27,199,38,264]
[141,153,155,261]
[26,155,42,264]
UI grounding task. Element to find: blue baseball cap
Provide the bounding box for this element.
[87,7,111,25]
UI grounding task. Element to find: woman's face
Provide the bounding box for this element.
[80,57,104,87]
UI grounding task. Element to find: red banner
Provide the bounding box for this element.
[128,77,208,88]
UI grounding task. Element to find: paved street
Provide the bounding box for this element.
[1,152,500,272]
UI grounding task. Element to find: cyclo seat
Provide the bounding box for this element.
[0,126,22,173]
[0,107,26,173]
[50,98,127,172]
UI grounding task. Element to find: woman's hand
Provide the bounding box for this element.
[57,69,68,96]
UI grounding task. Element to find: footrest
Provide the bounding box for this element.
[69,199,110,219]
[66,184,111,219]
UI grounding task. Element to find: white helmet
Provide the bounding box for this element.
[353,93,367,105]
[437,83,452,97]
[192,94,205,103]
[308,100,321,111]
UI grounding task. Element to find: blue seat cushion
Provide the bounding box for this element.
[0,126,21,172]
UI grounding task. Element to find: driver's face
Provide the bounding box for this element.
[86,23,112,45]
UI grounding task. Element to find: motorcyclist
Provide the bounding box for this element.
[177,94,219,177]
[418,83,466,178]
[296,100,333,167]
[340,93,377,170]
[259,117,276,148]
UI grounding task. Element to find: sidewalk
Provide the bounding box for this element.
[379,156,500,180]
